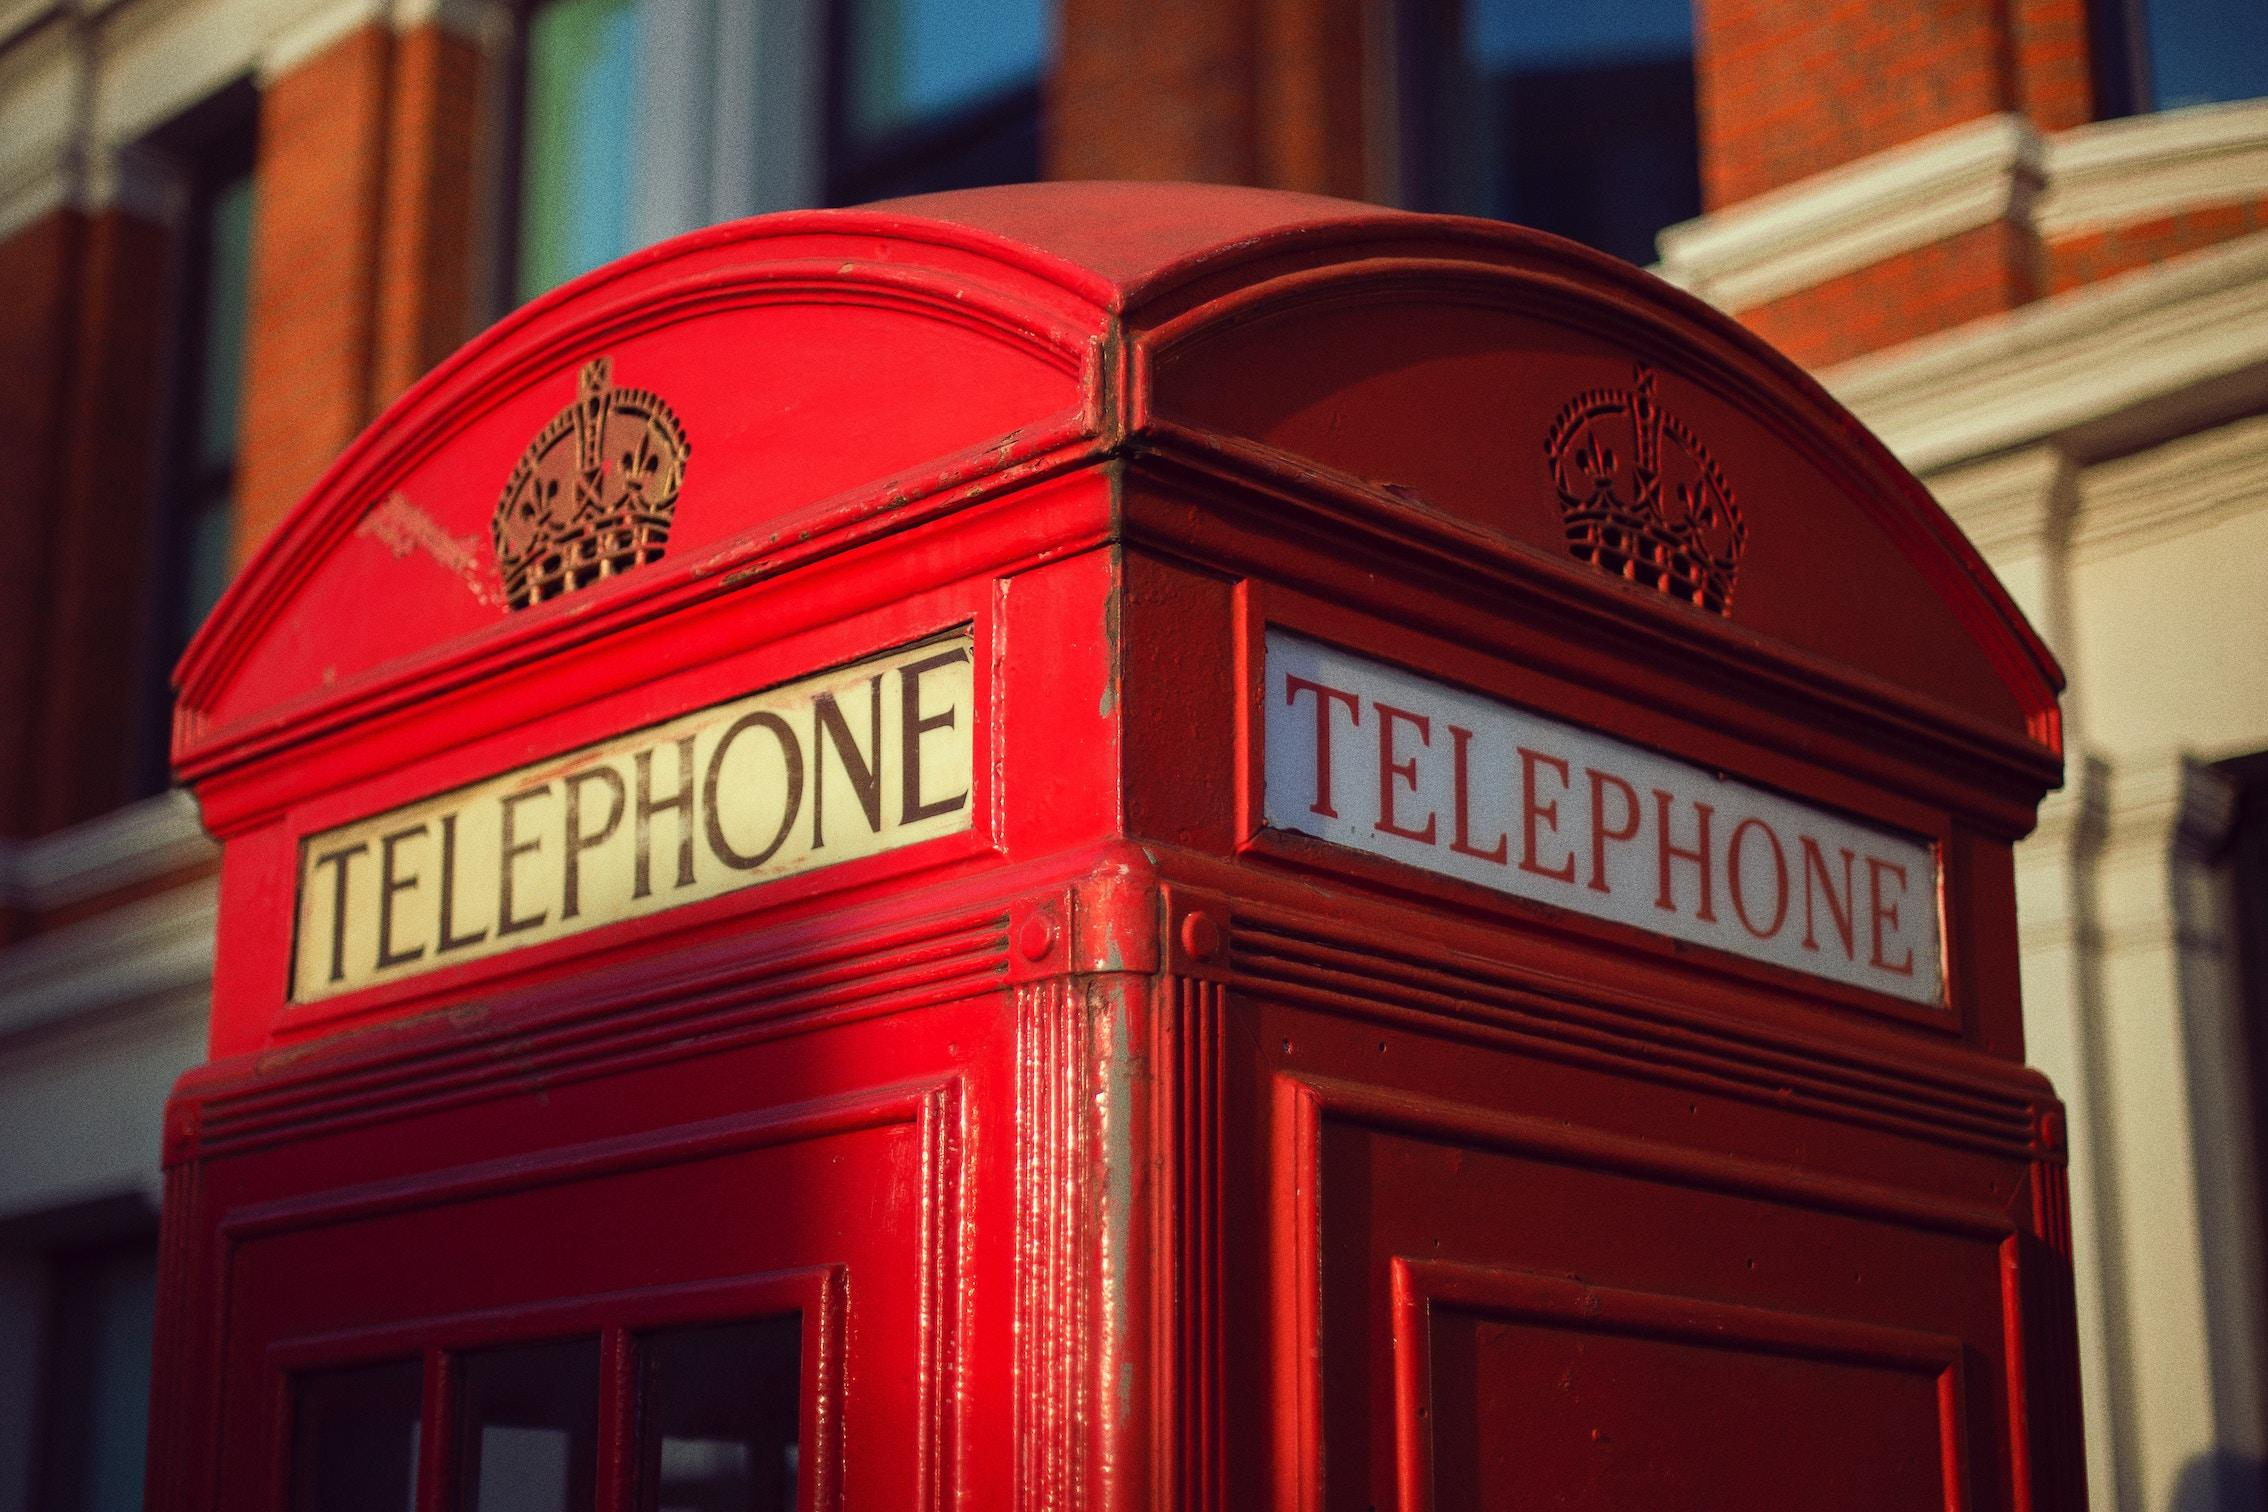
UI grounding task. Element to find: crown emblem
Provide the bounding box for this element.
[1544,365,1745,614]
[492,357,690,610]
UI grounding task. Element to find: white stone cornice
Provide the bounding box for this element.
[0,875,216,1045]
[256,0,504,80]
[1655,114,2042,311]
[0,789,216,914]
[1826,231,2268,475]
[252,0,381,80]
[2037,98,2268,240]
[394,0,509,48]
[1925,443,2075,556]
[2075,410,2268,558]
[0,15,82,240]
[1658,101,2268,317]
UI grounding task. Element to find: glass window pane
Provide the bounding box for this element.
[36,1245,159,1512]
[195,170,256,473]
[458,1337,602,1512]
[1412,0,1700,265]
[289,1359,422,1512]
[634,1316,802,1512]
[2144,0,2268,109]
[843,0,1047,145]
[518,0,644,300]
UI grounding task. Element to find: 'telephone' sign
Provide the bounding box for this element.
[1263,632,1943,1004]
[292,635,974,1002]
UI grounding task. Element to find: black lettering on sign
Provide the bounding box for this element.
[705,712,803,870]
[900,648,971,824]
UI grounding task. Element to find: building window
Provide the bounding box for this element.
[2092,0,2268,117]
[29,1241,159,1512]
[139,90,258,797]
[1398,0,1701,266]
[507,0,1047,304]
[508,0,816,304]
[2140,0,2268,109]
[514,0,644,300]
[824,0,1047,205]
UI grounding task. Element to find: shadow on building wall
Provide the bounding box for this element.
[2171,1450,2266,1512]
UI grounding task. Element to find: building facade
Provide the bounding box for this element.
[0,0,2261,1506]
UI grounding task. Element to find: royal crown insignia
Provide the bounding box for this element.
[492,357,690,610]
[1544,364,1745,614]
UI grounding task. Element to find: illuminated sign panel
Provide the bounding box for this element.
[1264,631,1943,1004]
[292,635,975,1002]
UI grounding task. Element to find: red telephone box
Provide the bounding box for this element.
[151,182,2081,1511]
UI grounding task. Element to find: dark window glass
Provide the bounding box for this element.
[827,0,1047,204]
[32,1243,158,1512]
[1402,0,1700,265]
[288,1359,422,1512]
[139,91,258,795]
[2141,0,2268,109]
[458,1337,602,1512]
[634,1316,803,1512]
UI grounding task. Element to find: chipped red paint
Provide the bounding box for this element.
[151,183,2080,1512]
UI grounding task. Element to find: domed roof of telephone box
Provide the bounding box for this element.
[176,181,2060,800]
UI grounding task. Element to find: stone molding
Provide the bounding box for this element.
[0,788,215,914]
[1658,100,2268,314]
[0,0,509,241]
[2036,98,2268,239]
[1657,113,2041,311]
[2074,410,2268,559]
[0,876,216,1045]
[1923,442,2075,558]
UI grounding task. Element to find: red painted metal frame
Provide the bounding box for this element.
[151,184,2083,1512]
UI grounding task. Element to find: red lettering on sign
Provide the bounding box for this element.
[1448,725,1508,864]
[1800,838,1857,959]
[1867,856,1916,976]
[1587,767,1641,895]
[1654,789,1716,922]
[1284,675,1361,819]
[1728,816,1789,939]
[1374,702,1438,844]
[1517,747,1576,883]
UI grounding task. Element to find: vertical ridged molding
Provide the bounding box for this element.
[1157,974,1226,1512]
[1016,975,1099,1512]
[146,1158,211,1512]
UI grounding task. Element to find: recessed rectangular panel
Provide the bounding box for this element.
[1408,1265,1960,1511]
[1263,630,1943,1003]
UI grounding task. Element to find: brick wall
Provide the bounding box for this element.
[1049,0,1368,196]
[234,19,487,564]
[2046,198,2268,293]
[1694,0,2096,209]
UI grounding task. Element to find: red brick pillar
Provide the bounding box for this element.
[375,19,493,408]
[0,212,81,841]
[30,206,178,831]
[1692,0,2099,210]
[234,15,491,566]
[1049,0,1370,197]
